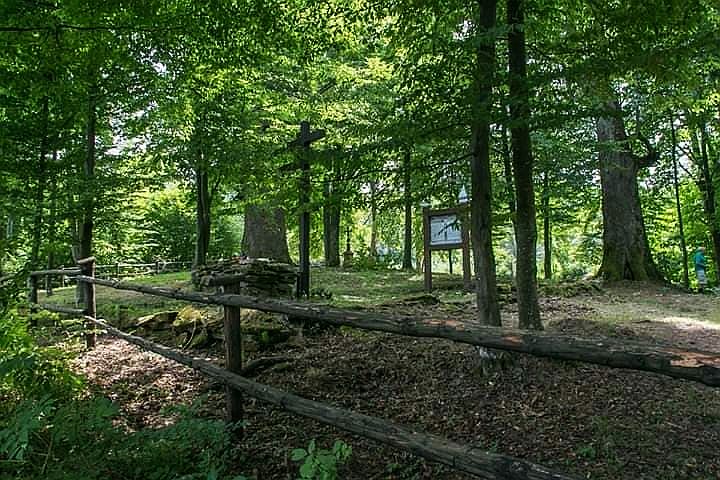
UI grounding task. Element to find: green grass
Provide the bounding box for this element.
[38,268,473,322]
[39,272,191,322]
[312,267,472,307]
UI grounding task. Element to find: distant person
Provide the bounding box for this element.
[694,247,708,293]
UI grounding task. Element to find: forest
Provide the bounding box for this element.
[2,1,720,479]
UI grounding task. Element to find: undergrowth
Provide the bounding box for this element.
[0,275,245,480]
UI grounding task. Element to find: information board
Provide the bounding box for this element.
[429,213,462,246]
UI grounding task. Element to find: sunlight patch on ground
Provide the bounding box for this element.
[337,295,366,303]
[658,316,720,330]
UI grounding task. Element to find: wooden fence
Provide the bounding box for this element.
[37,260,191,293]
[28,258,720,480]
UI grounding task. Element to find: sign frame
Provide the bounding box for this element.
[422,205,472,292]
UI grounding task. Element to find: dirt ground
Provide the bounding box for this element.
[73,282,720,479]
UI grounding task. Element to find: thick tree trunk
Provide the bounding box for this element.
[323,175,341,267]
[469,0,501,327]
[670,117,689,288]
[542,172,552,280]
[194,165,211,268]
[507,0,541,329]
[242,204,291,263]
[30,96,49,269]
[597,100,662,282]
[403,149,413,270]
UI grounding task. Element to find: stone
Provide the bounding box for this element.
[172,305,206,331]
[135,311,178,330]
[241,309,292,347]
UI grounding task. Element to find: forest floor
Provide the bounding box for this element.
[45,270,720,479]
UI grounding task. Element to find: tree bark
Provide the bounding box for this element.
[30,96,49,269]
[242,204,291,263]
[542,172,552,280]
[403,149,413,270]
[670,117,689,288]
[469,0,501,326]
[194,164,211,268]
[507,0,541,329]
[596,100,662,282]
[79,87,96,262]
[76,86,96,305]
[323,170,341,267]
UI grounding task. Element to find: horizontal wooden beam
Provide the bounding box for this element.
[76,256,96,265]
[33,303,85,316]
[84,314,577,480]
[30,268,81,277]
[74,276,720,388]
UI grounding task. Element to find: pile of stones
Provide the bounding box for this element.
[192,257,297,297]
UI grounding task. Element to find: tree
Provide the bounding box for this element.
[507,0,541,328]
[469,0,501,326]
[596,98,662,281]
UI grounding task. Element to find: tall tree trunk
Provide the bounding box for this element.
[323,177,341,267]
[507,0,541,329]
[596,99,661,281]
[542,171,552,280]
[698,121,720,280]
[79,87,96,261]
[45,149,59,295]
[369,181,378,260]
[242,204,291,263]
[194,164,211,268]
[501,122,517,235]
[469,0,501,327]
[670,117,689,288]
[402,149,413,270]
[501,122,517,282]
[77,86,97,304]
[30,96,49,269]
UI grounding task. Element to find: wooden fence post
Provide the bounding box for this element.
[223,283,243,432]
[78,257,96,348]
[155,260,160,274]
[115,262,120,278]
[28,275,38,325]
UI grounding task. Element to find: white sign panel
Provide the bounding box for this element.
[429,214,462,246]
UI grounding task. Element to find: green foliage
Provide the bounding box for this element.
[0,395,243,480]
[140,187,196,262]
[291,439,352,480]
[0,310,83,403]
[0,297,243,479]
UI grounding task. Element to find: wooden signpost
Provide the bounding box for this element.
[288,121,325,299]
[422,206,471,292]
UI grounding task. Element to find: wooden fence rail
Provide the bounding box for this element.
[81,314,577,480]
[32,260,720,479]
[29,260,579,479]
[74,275,720,388]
